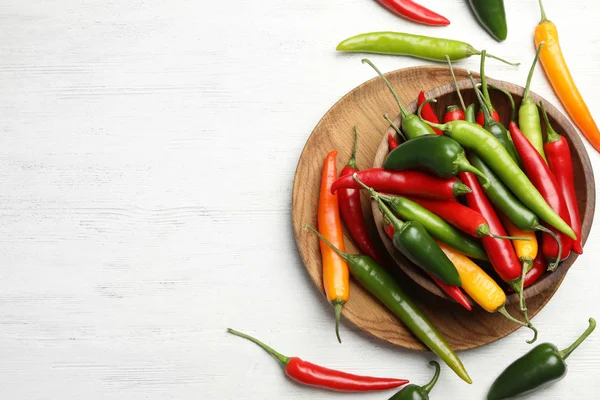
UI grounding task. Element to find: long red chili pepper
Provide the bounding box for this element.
[339,128,383,263]
[228,329,409,391]
[331,169,471,200]
[382,218,472,311]
[418,91,443,134]
[388,133,399,150]
[541,103,583,254]
[376,0,450,26]
[509,122,572,264]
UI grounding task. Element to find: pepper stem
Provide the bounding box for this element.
[538,0,548,22]
[481,51,521,67]
[488,233,531,241]
[518,262,536,343]
[304,224,350,261]
[417,99,447,131]
[523,43,544,101]
[488,84,516,122]
[353,173,406,230]
[227,328,291,366]
[384,114,407,142]
[535,225,562,271]
[456,155,491,188]
[560,318,597,360]
[334,300,343,344]
[445,55,466,112]
[421,361,441,394]
[479,50,494,112]
[540,101,561,143]
[468,72,494,124]
[497,304,538,343]
[347,126,359,169]
[362,59,409,118]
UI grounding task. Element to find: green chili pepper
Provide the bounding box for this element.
[487,318,596,400]
[518,43,547,162]
[389,361,440,400]
[303,226,472,384]
[376,192,488,261]
[362,59,435,139]
[467,0,508,42]
[336,32,519,66]
[465,103,476,123]
[417,105,577,241]
[383,135,490,185]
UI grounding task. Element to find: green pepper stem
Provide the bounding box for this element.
[445,55,466,112]
[488,84,516,122]
[334,300,343,344]
[479,50,494,112]
[227,328,291,366]
[497,304,538,343]
[538,0,548,22]
[304,224,350,261]
[481,51,521,67]
[353,174,406,231]
[535,225,562,271]
[421,361,441,394]
[523,43,544,102]
[518,261,536,343]
[560,318,596,359]
[456,156,491,188]
[417,99,447,131]
[347,126,359,169]
[384,114,407,142]
[362,58,409,118]
[468,72,494,124]
[488,233,531,241]
[539,101,562,143]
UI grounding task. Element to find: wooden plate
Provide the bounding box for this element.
[292,66,589,351]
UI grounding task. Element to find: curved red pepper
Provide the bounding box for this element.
[418,91,443,134]
[388,133,399,150]
[509,122,572,261]
[376,0,450,26]
[523,252,547,288]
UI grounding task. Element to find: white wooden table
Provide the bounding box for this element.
[1,1,599,398]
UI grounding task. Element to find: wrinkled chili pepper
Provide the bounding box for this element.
[228,329,409,392]
[318,150,349,342]
[510,122,573,267]
[376,0,449,26]
[390,361,440,400]
[305,225,472,384]
[541,102,583,254]
[487,318,596,400]
[535,0,600,152]
[467,0,507,42]
[336,32,519,65]
[417,91,442,134]
[331,169,470,200]
[383,217,472,311]
[518,44,546,161]
[338,128,383,263]
[417,103,576,240]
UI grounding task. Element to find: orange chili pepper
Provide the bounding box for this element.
[534,0,600,152]
[318,150,350,343]
[499,214,538,273]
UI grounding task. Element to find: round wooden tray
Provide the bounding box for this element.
[292,66,584,351]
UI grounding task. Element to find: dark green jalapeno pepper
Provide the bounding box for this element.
[487,318,596,400]
[376,192,488,261]
[383,135,490,186]
[467,0,508,42]
[303,226,472,384]
[390,361,440,400]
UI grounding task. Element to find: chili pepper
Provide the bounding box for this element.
[467,0,507,42]
[363,59,436,139]
[383,217,472,311]
[389,361,440,400]
[510,122,573,266]
[376,0,449,26]
[487,318,596,400]
[336,33,519,65]
[444,105,464,123]
[318,150,349,343]
[523,252,547,289]
[331,169,471,200]
[417,104,577,241]
[518,44,546,162]
[541,102,583,255]
[417,91,442,134]
[465,103,476,123]
[227,329,409,392]
[376,192,488,261]
[499,214,538,273]
[385,114,407,143]
[444,55,468,123]
[383,135,489,185]
[388,133,399,150]
[304,225,472,384]
[354,177,461,287]
[338,128,383,263]
[535,0,600,152]
[475,52,501,126]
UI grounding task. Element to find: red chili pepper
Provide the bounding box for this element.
[382,217,472,311]
[541,103,583,254]
[418,91,443,134]
[376,0,450,26]
[459,171,522,284]
[476,110,500,126]
[509,122,572,263]
[388,132,399,150]
[339,128,383,263]
[331,169,471,200]
[523,252,547,288]
[228,329,409,391]
[444,105,465,123]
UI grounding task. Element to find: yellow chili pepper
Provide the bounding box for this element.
[535,0,600,152]
[499,214,538,273]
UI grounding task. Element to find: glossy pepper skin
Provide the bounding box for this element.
[487,318,596,400]
[467,0,507,42]
[227,329,409,392]
[523,252,547,288]
[417,91,443,134]
[305,225,472,384]
[518,44,546,161]
[376,0,449,26]
[389,361,440,400]
[384,135,489,184]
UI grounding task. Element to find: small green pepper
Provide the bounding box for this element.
[467,0,508,41]
[383,135,490,185]
[390,361,440,400]
[487,318,596,400]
